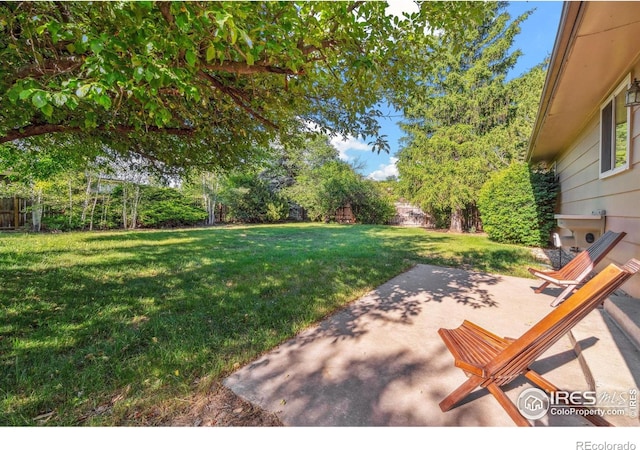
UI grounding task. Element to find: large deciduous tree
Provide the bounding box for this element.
[283,136,395,224]
[396,2,539,232]
[0,1,490,172]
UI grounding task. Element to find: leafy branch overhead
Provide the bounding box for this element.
[0,1,492,169]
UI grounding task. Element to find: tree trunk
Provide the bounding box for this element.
[208,196,216,225]
[89,180,100,231]
[130,185,140,229]
[449,207,464,233]
[122,184,128,229]
[202,172,219,225]
[101,193,111,230]
[31,186,43,232]
[81,172,93,227]
[68,177,73,228]
[466,203,483,233]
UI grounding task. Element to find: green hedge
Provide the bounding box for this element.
[137,187,207,228]
[223,173,289,223]
[477,162,558,247]
[352,181,397,225]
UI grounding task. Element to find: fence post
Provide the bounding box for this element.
[13,196,19,230]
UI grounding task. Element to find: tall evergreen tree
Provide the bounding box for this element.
[505,61,548,162]
[396,2,534,232]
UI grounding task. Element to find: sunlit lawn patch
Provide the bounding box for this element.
[0,223,544,425]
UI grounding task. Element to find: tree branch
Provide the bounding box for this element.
[10,57,83,82]
[54,1,73,23]
[197,71,278,129]
[156,2,174,26]
[203,61,304,76]
[0,123,195,144]
[298,39,339,56]
[156,2,307,79]
[329,1,364,34]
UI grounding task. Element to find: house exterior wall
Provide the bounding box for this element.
[553,73,640,297]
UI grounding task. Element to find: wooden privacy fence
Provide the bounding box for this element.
[335,203,355,224]
[389,202,428,227]
[0,197,28,230]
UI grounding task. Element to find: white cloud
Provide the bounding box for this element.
[300,119,372,161]
[368,157,399,181]
[385,0,419,20]
[385,0,443,37]
[330,135,371,161]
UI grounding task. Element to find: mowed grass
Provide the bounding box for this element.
[0,223,545,425]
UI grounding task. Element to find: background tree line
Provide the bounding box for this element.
[0,135,397,231]
[0,1,490,232]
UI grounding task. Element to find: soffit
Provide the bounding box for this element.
[529,2,640,163]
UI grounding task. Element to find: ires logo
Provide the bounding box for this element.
[517,388,550,420]
[549,390,597,406]
[517,387,637,421]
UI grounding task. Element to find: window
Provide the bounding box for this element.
[600,75,631,177]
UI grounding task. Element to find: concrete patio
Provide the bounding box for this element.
[224,264,640,427]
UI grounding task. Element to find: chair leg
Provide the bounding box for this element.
[566,330,596,391]
[439,375,484,412]
[550,285,577,307]
[524,368,558,392]
[486,382,531,426]
[534,281,550,294]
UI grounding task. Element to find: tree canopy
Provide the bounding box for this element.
[1,1,491,172]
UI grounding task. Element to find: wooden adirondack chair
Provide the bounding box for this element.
[528,230,626,306]
[438,258,640,426]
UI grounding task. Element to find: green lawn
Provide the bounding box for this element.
[0,223,546,425]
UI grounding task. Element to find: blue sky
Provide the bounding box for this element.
[331,1,564,180]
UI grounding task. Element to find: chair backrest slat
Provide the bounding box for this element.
[555,231,626,282]
[559,251,594,279]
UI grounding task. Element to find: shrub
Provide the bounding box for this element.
[265,201,289,222]
[352,181,397,225]
[41,212,84,232]
[223,173,289,223]
[285,161,396,224]
[137,187,207,228]
[477,162,558,247]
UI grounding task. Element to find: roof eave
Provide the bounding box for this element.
[526,1,585,164]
